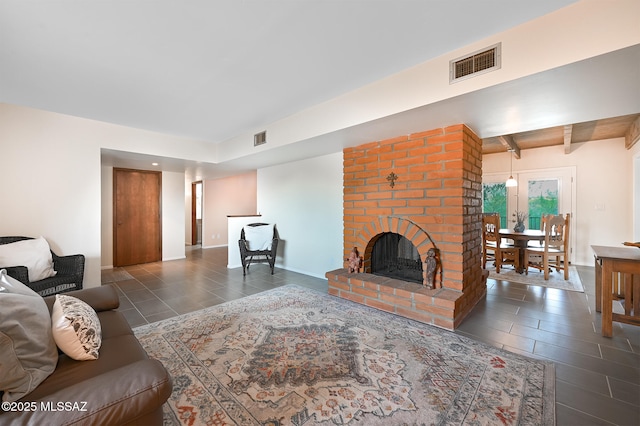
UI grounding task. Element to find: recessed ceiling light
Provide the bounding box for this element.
[152,162,159,166]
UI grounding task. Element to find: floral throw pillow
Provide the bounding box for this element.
[51,294,102,361]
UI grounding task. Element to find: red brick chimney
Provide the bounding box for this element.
[326,124,486,329]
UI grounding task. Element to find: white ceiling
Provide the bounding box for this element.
[2,0,638,179]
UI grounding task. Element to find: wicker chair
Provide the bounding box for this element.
[238,223,278,276]
[0,236,85,296]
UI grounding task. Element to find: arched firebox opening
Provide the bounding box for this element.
[370,232,423,284]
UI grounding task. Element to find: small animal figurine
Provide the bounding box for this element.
[346,246,362,273]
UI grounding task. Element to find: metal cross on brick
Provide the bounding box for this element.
[386,172,398,188]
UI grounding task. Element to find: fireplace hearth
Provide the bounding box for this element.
[371,232,422,284]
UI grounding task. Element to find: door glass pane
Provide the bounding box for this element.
[527,179,558,229]
[482,182,507,228]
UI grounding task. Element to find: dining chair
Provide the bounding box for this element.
[525,213,570,280]
[527,214,548,248]
[482,213,519,273]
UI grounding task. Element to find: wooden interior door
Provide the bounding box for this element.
[114,168,162,266]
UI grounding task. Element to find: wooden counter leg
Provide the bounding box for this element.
[595,256,602,313]
[623,273,632,316]
[633,274,640,316]
[601,260,613,337]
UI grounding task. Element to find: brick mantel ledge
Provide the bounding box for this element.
[326,268,468,330]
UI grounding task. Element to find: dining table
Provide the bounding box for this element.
[498,228,545,273]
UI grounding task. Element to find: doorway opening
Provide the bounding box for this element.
[191,181,203,246]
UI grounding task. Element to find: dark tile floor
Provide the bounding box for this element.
[102,246,640,425]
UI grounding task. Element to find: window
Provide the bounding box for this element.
[482,182,507,228]
[527,179,558,230]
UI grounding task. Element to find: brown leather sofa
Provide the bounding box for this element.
[1,285,172,425]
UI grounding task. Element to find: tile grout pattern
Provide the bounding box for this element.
[102,246,640,425]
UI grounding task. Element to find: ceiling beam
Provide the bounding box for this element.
[563,124,573,154]
[626,115,640,149]
[497,135,520,158]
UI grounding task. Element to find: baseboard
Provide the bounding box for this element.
[226,261,326,280]
[277,264,327,280]
[162,256,187,262]
[202,244,229,249]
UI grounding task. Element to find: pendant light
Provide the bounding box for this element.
[505,149,517,187]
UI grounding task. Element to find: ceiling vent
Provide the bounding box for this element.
[450,43,501,83]
[254,130,267,147]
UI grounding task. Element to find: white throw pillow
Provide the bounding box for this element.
[51,294,102,361]
[0,269,58,402]
[244,224,274,251]
[0,237,57,282]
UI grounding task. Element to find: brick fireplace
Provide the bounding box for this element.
[325,124,486,330]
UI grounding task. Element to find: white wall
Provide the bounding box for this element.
[184,178,193,245]
[1,105,102,287]
[483,138,633,265]
[162,171,187,261]
[201,171,257,248]
[257,152,343,278]
[101,166,114,269]
[0,103,204,287]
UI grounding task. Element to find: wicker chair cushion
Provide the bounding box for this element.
[0,236,57,281]
[0,269,57,401]
[243,224,274,251]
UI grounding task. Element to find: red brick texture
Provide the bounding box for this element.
[328,124,486,330]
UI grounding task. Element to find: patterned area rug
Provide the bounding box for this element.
[134,285,555,425]
[488,266,584,292]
